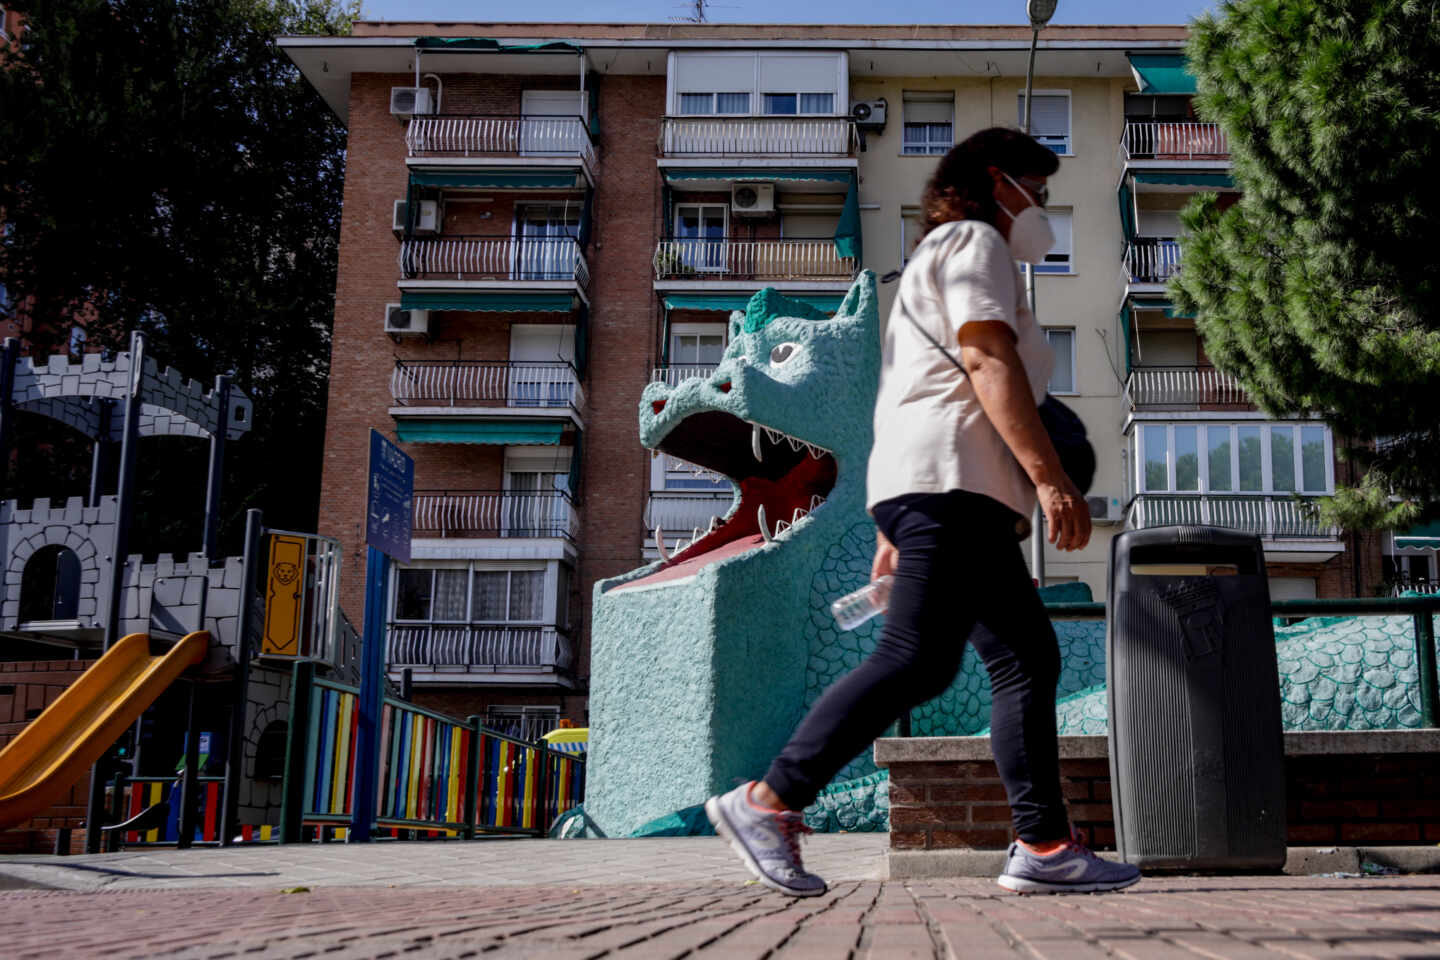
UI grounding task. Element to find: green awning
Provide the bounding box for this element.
[663,294,844,313]
[396,420,566,445]
[1395,520,1440,550]
[400,292,574,312]
[664,168,853,184]
[1132,172,1234,189]
[408,170,580,189]
[414,37,582,53]
[834,174,861,260]
[1129,297,1193,319]
[1127,54,1197,95]
[1117,180,1136,240]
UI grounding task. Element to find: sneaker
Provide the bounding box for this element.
[704,782,827,897]
[997,838,1142,894]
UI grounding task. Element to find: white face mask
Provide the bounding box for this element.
[997,171,1055,265]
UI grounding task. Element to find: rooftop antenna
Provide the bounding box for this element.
[673,0,709,22]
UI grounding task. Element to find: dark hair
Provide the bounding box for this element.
[920,127,1060,236]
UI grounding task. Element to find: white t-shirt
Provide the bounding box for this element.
[866,219,1053,518]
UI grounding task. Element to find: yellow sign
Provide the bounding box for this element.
[262,535,306,656]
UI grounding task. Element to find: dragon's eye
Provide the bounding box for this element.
[770,342,799,365]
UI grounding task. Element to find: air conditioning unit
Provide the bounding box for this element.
[1087,495,1126,525]
[390,86,434,119]
[392,199,440,236]
[384,303,429,338]
[850,98,888,129]
[731,182,775,216]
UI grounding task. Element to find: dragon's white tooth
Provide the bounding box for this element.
[787,436,803,451]
[693,527,702,543]
[654,526,672,563]
[752,423,763,462]
[758,504,773,544]
[765,427,782,444]
[774,519,790,536]
[792,508,808,525]
[708,516,720,533]
[809,494,826,511]
[805,443,824,459]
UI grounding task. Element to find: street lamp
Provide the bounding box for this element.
[1023,0,1057,583]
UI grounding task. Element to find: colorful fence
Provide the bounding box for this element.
[284,663,585,842]
[122,776,224,845]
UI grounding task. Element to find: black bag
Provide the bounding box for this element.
[902,303,1096,495]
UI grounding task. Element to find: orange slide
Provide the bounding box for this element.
[0,631,208,830]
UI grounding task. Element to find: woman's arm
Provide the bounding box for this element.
[958,320,1091,551]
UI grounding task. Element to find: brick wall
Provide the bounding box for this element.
[0,659,95,853]
[881,734,1440,853]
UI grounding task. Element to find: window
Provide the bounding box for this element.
[1021,209,1072,274]
[1017,91,1071,153]
[671,331,725,366]
[394,565,555,627]
[19,545,81,623]
[902,94,953,155]
[1135,424,1331,494]
[672,204,727,272]
[761,92,834,115]
[900,208,925,264]
[504,471,571,537]
[253,721,288,781]
[1044,328,1075,394]
[515,204,580,281]
[484,706,560,742]
[679,92,750,115]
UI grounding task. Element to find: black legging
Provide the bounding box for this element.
[764,489,1070,843]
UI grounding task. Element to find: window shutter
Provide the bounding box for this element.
[903,98,953,124]
[1019,94,1069,138]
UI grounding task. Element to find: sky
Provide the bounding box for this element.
[359,0,1218,27]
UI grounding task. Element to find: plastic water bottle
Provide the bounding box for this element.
[831,575,893,631]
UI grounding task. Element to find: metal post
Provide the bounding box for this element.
[463,715,481,840]
[88,400,114,508]
[1023,25,1047,588]
[349,547,391,843]
[0,338,20,501]
[219,509,263,846]
[202,376,230,558]
[401,667,413,702]
[176,680,200,849]
[1416,610,1439,729]
[279,659,315,843]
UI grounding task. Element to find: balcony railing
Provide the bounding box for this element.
[1122,121,1230,161]
[1124,366,1251,409]
[406,114,597,168]
[659,116,855,157]
[651,363,719,387]
[413,489,578,540]
[654,238,856,282]
[387,623,574,672]
[1128,494,1340,540]
[400,236,591,290]
[1124,237,1182,284]
[646,491,734,537]
[390,360,585,414]
[1390,579,1440,597]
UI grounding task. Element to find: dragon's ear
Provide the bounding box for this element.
[728,310,744,341]
[834,270,880,339]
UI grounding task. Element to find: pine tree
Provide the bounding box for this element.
[0,0,357,554]
[1173,0,1440,530]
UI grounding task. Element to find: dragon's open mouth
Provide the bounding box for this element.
[620,410,837,589]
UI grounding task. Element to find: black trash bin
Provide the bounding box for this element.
[1107,526,1286,870]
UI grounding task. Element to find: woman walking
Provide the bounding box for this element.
[705,127,1141,897]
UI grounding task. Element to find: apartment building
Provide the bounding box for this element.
[281,21,1392,732]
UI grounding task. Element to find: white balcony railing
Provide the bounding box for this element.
[1124,238,1182,284]
[413,490,579,540]
[387,624,574,672]
[400,236,591,290]
[406,114,597,169]
[390,360,585,415]
[654,239,856,281]
[659,117,855,157]
[1121,122,1230,161]
[1128,494,1340,540]
[646,491,735,536]
[650,363,719,387]
[1124,366,1250,409]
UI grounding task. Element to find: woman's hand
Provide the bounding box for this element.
[1036,473,1092,552]
[872,530,899,581]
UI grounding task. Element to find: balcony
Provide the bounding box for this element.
[1121,122,1230,164]
[658,116,856,158]
[399,236,590,294]
[414,489,578,540]
[653,238,856,289]
[405,114,596,185]
[1128,494,1340,541]
[390,360,584,426]
[1124,237,1181,291]
[651,363,719,388]
[1125,366,1251,411]
[387,623,575,686]
[647,490,733,535]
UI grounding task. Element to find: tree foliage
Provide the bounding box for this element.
[1174,0,1440,531]
[0,0,356,555]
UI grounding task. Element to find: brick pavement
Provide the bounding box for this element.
[2,838,1439,958]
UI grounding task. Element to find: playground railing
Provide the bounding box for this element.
[119,775,226,846]
[282,661,585,842]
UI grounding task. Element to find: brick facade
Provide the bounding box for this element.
[0,659,95,853]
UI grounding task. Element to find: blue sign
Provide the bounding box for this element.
[366,429,414,564]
